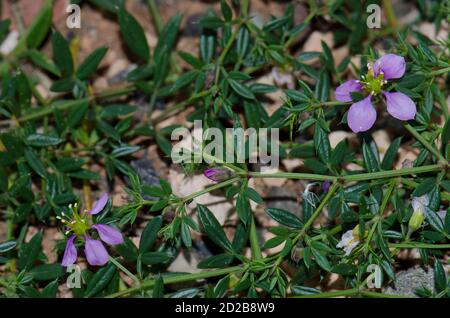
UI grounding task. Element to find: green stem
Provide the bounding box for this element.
[389,243,450,249]
[109,256,140,286]
[365,179,396,244]
[403,123,447,162]
[214,22,243,85]
[245,164,443,182]
[296,182,340,241]
[181,177,240,203]
[17,85,135,122]
[106,265,244,298]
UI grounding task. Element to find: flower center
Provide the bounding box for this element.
[57,203,92,236]
[359,62,387,95]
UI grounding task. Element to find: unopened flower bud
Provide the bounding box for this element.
[203,168,233,182]
[408,209,425,233]
[408,195,428,233]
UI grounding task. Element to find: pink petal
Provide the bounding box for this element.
[88,193,109,215]
[335,80,362,102]
[373,54,406,80]
[62,235,77,267]
[347,95,377,133]
[84,237,109,266]
[92,224,123,245]
[384,91,416,121]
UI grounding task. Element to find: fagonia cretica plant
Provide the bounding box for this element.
[0,0,449,300]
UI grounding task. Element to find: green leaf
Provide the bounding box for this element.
[412,178,436,197]
[111,145,140,158]
[24,0,53,49]
[423,207,444,233]
[52,31,74,78]
[236,27,250,58]
[41,280,59,298]
[88,0,123,12]
[156,135,172,156]
[154,13,182,68]
[266,208,303,229]
[330,140,347,165]
[263,236,286,249]
[229,79,255,99]
[236,194,251,225]
[363,141,380,172]
[285,89,309,102]
[24,148,47,178]
[311,249,331,272]
[331,263,358,276]
[29,264,65,281]
[198,254,234,269]
[0,20,11,44]
[116,237,138,262]
[50,78,75,92]
[181,222,192,248]
[170,288,199,298]
[76,46,108,80]
[433,259,446,292]
[298,51,321,62]
[244,188,263,204]
[68,101,89,128]
[97,120,121,141]
[199,16,224,29]
[214,275,230,297]
[67,170,100,180]
[26,134,63,147]
[118,9,150,61]
[313,123,331,164]
[178,51,202,69]
[197,204,233,252]
[142,185,165,198]
[28,50,61,76]
[381,137,402,170]
[320,41,335,73]
[152,276,164,298]
[221,0,232,21]
[100,104,137,119]
[85,263,116,297]
[18,232,43,270]
[141,251,171,265]
[139,216,162,252]
[0,240,16,253]
[314,70,330,102]
[170,71,198,92]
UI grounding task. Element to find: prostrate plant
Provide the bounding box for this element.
[0,0,449,299]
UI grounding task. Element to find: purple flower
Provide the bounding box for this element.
[60,193,124,267]
[335,54,416,133]
[203,168,232,182]
[322,181,331,193]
